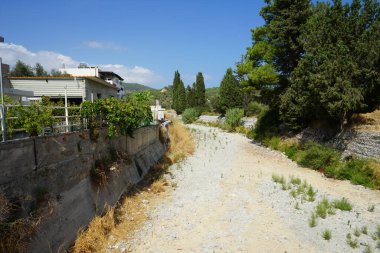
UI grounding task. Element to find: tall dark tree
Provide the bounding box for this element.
[237,0,312,106]
[280,0,380,130]
[217,68,243,114]
[194,72,206,106]
[177,80,186,114]
[9,60,34,77]
[261,0,312,81]
[186,84,196,108]
[34,63,49,76]
[172,70,186,114]
[172,70,181,112]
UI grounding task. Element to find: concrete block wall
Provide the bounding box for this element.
[0,125,167,253]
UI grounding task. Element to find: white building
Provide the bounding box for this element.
[60,65,125,98]
[8,76,118,103]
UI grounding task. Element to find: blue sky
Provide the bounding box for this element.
[0,0,352,89]
[0,0,264,88]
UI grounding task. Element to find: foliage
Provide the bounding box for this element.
[171,71,186,114]
[332,198,352,211]
[9,60,35,77]
[280,0,380,130]
[245,101,269,117]
[224,108,244,131]
[81,92,153,138]
[181,108,201,124]
[195,72,206,107]
[322,229,332,240]
[205,87,219,112]
[217,68,243,114]
[251,108,280,141]
[297,141,340,171]
[17,102,54,136]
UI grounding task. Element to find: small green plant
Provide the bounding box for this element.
[354,227,361,237]
[362,226,368,235]
[368,204,375,212]
[322,229,332,240]
[309,212,317,227]
[290,176,302,185]
[272,174,286,185]
[295,202,300,210]
[316,197,331,219]
[306,185,316,202]
[332,198,352,211]
[346,233,358,248]
[297,141,340,171]
[363,245,373,253]
[376,225,380,239]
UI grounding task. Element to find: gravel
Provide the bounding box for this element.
[109,125,380,253]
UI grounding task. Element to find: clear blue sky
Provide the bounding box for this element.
[0,0,264,88]
[0,0,352,89]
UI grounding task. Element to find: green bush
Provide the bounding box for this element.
[338,159,375,188]
[297,141,340,171]
[181,108,201,124]
[252,109,280,141]
[224,108,244,131]
[245,101,269,117]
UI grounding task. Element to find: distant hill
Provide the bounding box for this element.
[122,83,156,93]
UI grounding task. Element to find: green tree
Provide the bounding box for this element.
[34,63,49,76]
[171,70,181,112]
[280,0,380,130]
[171,71,186,114]
[9,60,34,77]
[186,84,196,108]
[177,80,186,114]
[194,72,206,106]
[217,68,242,114]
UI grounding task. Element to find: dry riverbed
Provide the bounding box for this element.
[108,125,380,253]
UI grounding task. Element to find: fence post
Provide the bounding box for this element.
[0,57,7,142]
[65,86,69,132]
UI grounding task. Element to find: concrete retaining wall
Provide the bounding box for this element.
[0,125,167,252]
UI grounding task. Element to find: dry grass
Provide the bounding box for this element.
[166,115,195,163]
[70,116,195,253]
[352,110,380,132]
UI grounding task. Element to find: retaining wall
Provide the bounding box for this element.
[0,125,167,252]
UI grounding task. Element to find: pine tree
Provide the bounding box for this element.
[217,68,242,114]
[194,72,206,106]
[177,80,186,114]
[172,70,181,112]
[35,63,48,76]
[186,85,196,108]
[9,60,34,77]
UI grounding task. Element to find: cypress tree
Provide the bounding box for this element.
[172,70,181,112]
[177,80,186,114]
[194,72,206,106]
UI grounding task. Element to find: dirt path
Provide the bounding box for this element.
[109,125,380,253]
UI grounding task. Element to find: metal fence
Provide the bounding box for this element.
[0,103,83,142]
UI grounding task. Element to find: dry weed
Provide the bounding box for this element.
[352,110,380,132]
[166,116,195,163]
[71,207,116,253]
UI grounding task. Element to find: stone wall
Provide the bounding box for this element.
[331,130,380,161]
[0,125,167,253]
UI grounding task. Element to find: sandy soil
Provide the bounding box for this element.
[109,125,380,253]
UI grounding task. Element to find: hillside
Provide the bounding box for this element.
[122,83,156,93]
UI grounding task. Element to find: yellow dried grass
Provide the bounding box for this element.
[352,110,380,132]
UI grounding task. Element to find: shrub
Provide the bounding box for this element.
[181,108,200,124]
[332,198,352,211]
[224,108,244,131]
[322,229,332,240]
[339,159,378,188]
[297,141,340,171]
[245,101,269,117]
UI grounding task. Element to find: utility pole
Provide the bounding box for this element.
[0,57,7,142]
